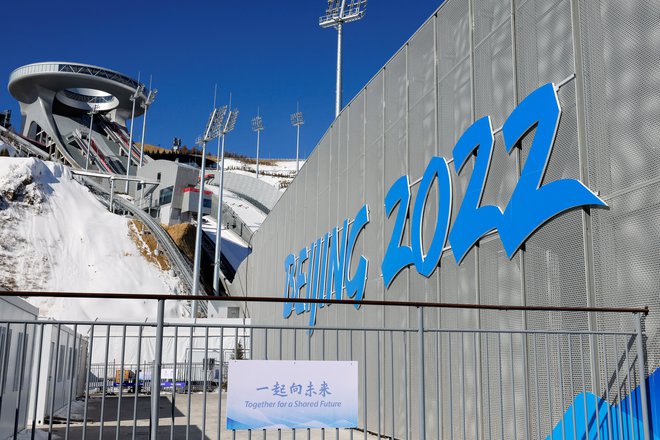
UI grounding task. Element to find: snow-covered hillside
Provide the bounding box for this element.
[222,157,303,190]
[0,157,181,320]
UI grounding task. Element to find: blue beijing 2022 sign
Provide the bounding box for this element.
[282,82,607,328]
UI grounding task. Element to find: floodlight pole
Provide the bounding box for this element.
[252,111,263,179]
[139,77,157,171]
[138,105,149,170]
[256,128,261,178]
[136,87,156,205]
[213,107,237,296]
[138,94,147,206]
[192,107,221,317]
[213,130,227,296]
[320,0,365,117]
[191,137,208,318]
[85,105,99,171]
[291,106,303,173]
[296,121,301,173]
[126,95,137,191]
[335,19,343,117]
[138,100,150,169]
[125,80,143,193]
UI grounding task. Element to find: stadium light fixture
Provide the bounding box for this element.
[125,81,145,193]
[85,104,100,171]
[192,106,226,316]
[207,106,228,142]
[319,0,367,117]
[291,105,304,173]
[252,110,264,179]
[213,102,239,296]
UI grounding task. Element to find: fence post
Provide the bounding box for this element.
[417,306,426,438]
[150,299,165,440]
[635,312,650,439]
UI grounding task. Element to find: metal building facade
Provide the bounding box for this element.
[232,0,660,437]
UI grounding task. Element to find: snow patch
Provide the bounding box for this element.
[222,158,303,191]
[0,157,182,320]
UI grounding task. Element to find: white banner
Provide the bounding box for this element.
[226,360,358,430]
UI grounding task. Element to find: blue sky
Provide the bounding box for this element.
[1,1,442,159]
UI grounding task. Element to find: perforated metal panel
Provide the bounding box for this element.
[475,20,518,212]
[593,183,660,375]
[383,47,409,336]
[363,73,385,307]
[316,134,331,238]
[232,0,660,436]
[579,0,660,383]
[580,0,660,196]
[474,0,511,45]
[515,0,575,98]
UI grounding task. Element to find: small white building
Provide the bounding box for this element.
[0,296,37,439]
[136,160,212,225]
[180,188,213,223]
[28,324,88,426]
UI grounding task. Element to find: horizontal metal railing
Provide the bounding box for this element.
[0,292,651,440]
[9,63,143,92]
[0,126,49,160]
[0,291,650,314]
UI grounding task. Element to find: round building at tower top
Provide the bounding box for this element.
[6,62,151,173]
[8,62,147,121]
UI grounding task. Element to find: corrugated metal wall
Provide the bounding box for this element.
[232,0,660,437]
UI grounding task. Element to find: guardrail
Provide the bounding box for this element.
[9,63,143,92]
[0,292,651,440]
[1,120,91,171]
[0,126,49,159]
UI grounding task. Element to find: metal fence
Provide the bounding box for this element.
[0,293,651,439]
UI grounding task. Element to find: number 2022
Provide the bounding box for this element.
[381,83,607,288]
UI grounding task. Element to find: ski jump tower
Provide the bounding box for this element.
[8,62,150,174]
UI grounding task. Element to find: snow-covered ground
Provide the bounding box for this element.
[0,157,182,320]
[220,157,303,190]
[223,189,266,231]
[204,183,266,232]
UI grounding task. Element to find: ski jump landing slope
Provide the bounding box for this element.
[0,157,182,321]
